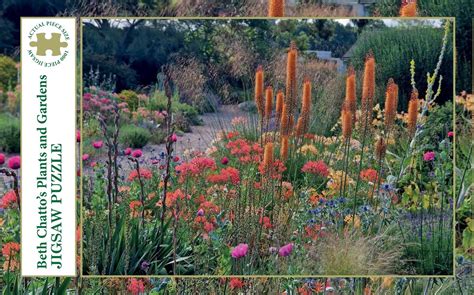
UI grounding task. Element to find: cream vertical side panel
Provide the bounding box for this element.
[21,18,76,277]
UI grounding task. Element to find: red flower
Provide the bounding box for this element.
[2,242,20,257]
[221,157,229,165]
[190,157,217,171]
[0,153,4,165]
[207,167,240,185]
[230,278,245,289]
[203,222,215,233]
[0,190,17,209]
[128,168,152,181]
[76,130,81,142]
[127,278,145,295]
[258,159,286,180]
[301,160,329,177]
[124,147,132,156]
[360,168,378,182]
[259,216,272,229]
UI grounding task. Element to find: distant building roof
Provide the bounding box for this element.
[342,45,356,59]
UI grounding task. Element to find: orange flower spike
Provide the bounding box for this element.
[407,90,419,136]
[296,79,312,137]
[400,0,417,17]
[361,52,376,130]
[265,86,273,122]
[345,67,357,123]
[384,78,397,132]
[341,105,352,139]
[280,136,289,161]
[275,90,284,120]
[255,65,265,118]
[280,103,290,136]
[286,41,298,115]
[362,52,376,105]
[263,142,274,170]
[268,0,285,17]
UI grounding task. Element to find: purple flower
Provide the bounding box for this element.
[140,261,150,272]
[269,247,277,254]
[82,154,90,161]
[197,208,205,216]
[278,243,294,257]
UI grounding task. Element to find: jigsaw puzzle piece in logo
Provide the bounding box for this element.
[30,33,68,56]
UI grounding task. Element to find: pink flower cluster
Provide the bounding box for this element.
[423,151,435,161]
[231,243,248,259]
[0,154,20,169]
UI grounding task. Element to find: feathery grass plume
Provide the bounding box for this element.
[263,142,274,171]
[285,41,298,118]
[341,104,353,139]
[255,65,265,119]
[375,137,387,161]
[265,86,273,122]
[280,103,290,136]
[295,79,312,137]
[345,66,357,124]
[361,51,376,130]
[268,0,284,17]
[276,90,284,120]
[407,90,419,137]
[384,78,398,132]
[280,135,289,161]
[400,0,417,17]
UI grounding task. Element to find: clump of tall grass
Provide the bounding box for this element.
[310,230,404,275]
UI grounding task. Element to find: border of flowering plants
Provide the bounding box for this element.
[78,17,456,277]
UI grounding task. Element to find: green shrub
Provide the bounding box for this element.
[119,124,151,148]
[350,25,453,111]
[0,113,20,153]
[118,90,140,111]
[371,0,471,92]
[149,90,200,125]
[149,129,167,145]
[310,75,345,136]
[0,55,17,91]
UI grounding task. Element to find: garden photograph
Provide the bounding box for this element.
[0,0,471,293]
[81,18,455,276]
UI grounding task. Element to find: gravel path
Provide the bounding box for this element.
[107,104,253,172]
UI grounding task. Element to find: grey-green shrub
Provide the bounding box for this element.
[119,124,151,148]
[0,113,20,153]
